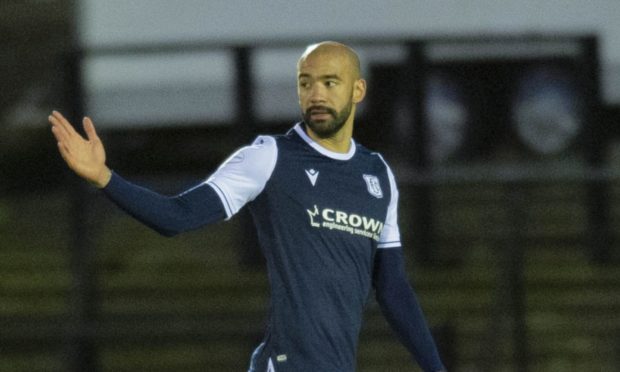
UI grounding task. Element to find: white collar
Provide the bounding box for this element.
[293,123,356,161]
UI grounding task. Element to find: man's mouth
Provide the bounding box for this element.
[307,106,334,120]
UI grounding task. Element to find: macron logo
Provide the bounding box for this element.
[305,169,319,186]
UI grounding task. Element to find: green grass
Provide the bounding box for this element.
[2,181,620,371]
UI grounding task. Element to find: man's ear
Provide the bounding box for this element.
[352,79,367,104]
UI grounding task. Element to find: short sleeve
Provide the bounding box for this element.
[377,160,402,249]
[206,135,278,219]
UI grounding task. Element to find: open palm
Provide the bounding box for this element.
[48,111,111,188]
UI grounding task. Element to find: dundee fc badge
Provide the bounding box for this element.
[363,174,383,199]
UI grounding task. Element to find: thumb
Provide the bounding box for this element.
[83,116,100,142]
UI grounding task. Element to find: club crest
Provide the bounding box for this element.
[363,174,383,199]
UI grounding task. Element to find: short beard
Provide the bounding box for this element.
[302,101,353,139]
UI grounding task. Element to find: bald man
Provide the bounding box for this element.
[49,41,446,372]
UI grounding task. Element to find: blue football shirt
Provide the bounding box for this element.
[206,123,401,372]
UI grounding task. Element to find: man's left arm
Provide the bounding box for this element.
[373,248,446,372]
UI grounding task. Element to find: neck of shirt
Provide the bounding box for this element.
[294,123,356,161]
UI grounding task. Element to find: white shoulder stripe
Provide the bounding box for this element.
[377,241,402,249]
[374,153,402,248]
[205,135,278,219]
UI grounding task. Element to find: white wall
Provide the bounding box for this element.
[79,0,620,61]
[79,0,620,126]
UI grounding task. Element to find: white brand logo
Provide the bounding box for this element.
[363,174,383,198]
[306,205,384,241]
[267,358,276,372]
[305,168,319,186]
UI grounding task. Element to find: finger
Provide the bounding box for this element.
[50,118,72,143]
[49,113,73,141]
[50,111,79,138]
[50,124,65,143]
[57,141,76,168]
[83,117,100,142]
[51,110,71,126]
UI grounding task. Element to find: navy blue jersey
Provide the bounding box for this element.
[206,123,401,372]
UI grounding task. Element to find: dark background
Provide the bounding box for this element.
[2,1,620,371]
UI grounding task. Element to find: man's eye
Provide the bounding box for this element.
[325,81,337,87]
[299,81,310,88]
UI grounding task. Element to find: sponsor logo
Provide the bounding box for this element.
[363,174,383,198]
[305,168,319,186]
[307,205,384,241]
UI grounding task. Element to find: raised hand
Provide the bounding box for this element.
[48,111,112,188]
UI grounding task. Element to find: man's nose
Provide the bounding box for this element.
[309,84,327,103]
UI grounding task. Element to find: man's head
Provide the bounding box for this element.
[297,41,366,139]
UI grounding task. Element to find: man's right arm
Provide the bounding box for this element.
[102,172,227,236]
[49,111,277,235]
[48,110,228,235]
[101,134,277,236]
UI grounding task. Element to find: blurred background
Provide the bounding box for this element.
[2,0,620,371]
